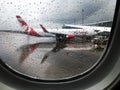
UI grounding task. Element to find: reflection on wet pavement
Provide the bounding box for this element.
[0,32,103,80]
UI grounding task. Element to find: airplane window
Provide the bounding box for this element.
[0,0,117,81]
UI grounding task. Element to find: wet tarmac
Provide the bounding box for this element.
[0,31,103,80]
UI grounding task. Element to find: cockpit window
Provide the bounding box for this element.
[0,0,116,80]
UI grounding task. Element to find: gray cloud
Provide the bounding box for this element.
[84,0,116,24]
[0,0,116,30]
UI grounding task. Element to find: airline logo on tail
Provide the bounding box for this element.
[16,15,29,32]
[40,24,49,33]
[16,15,40,36]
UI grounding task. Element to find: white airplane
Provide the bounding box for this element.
[16,15,111,42]
[63,24,111,35]
[16,15,103,41]
[16,15,74,41]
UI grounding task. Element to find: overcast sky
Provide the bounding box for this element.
[0,0,116,30]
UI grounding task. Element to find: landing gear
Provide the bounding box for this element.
[56,35,67,42]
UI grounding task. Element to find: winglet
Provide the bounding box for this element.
[40,24,49,33]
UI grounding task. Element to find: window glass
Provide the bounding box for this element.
[0,0,116,80]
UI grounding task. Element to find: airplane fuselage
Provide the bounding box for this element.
[31,27,110,37]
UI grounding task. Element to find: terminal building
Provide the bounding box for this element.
[62,21,112,29]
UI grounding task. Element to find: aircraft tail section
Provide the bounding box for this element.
[16,15,40,36]
[16,15,29,32]
[40,24,49,33]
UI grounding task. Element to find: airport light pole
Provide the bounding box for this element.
[82,9,84,25]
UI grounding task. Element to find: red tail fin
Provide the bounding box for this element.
[16,15,40,36]
[16,15,28,32]
[40,24,49,33]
